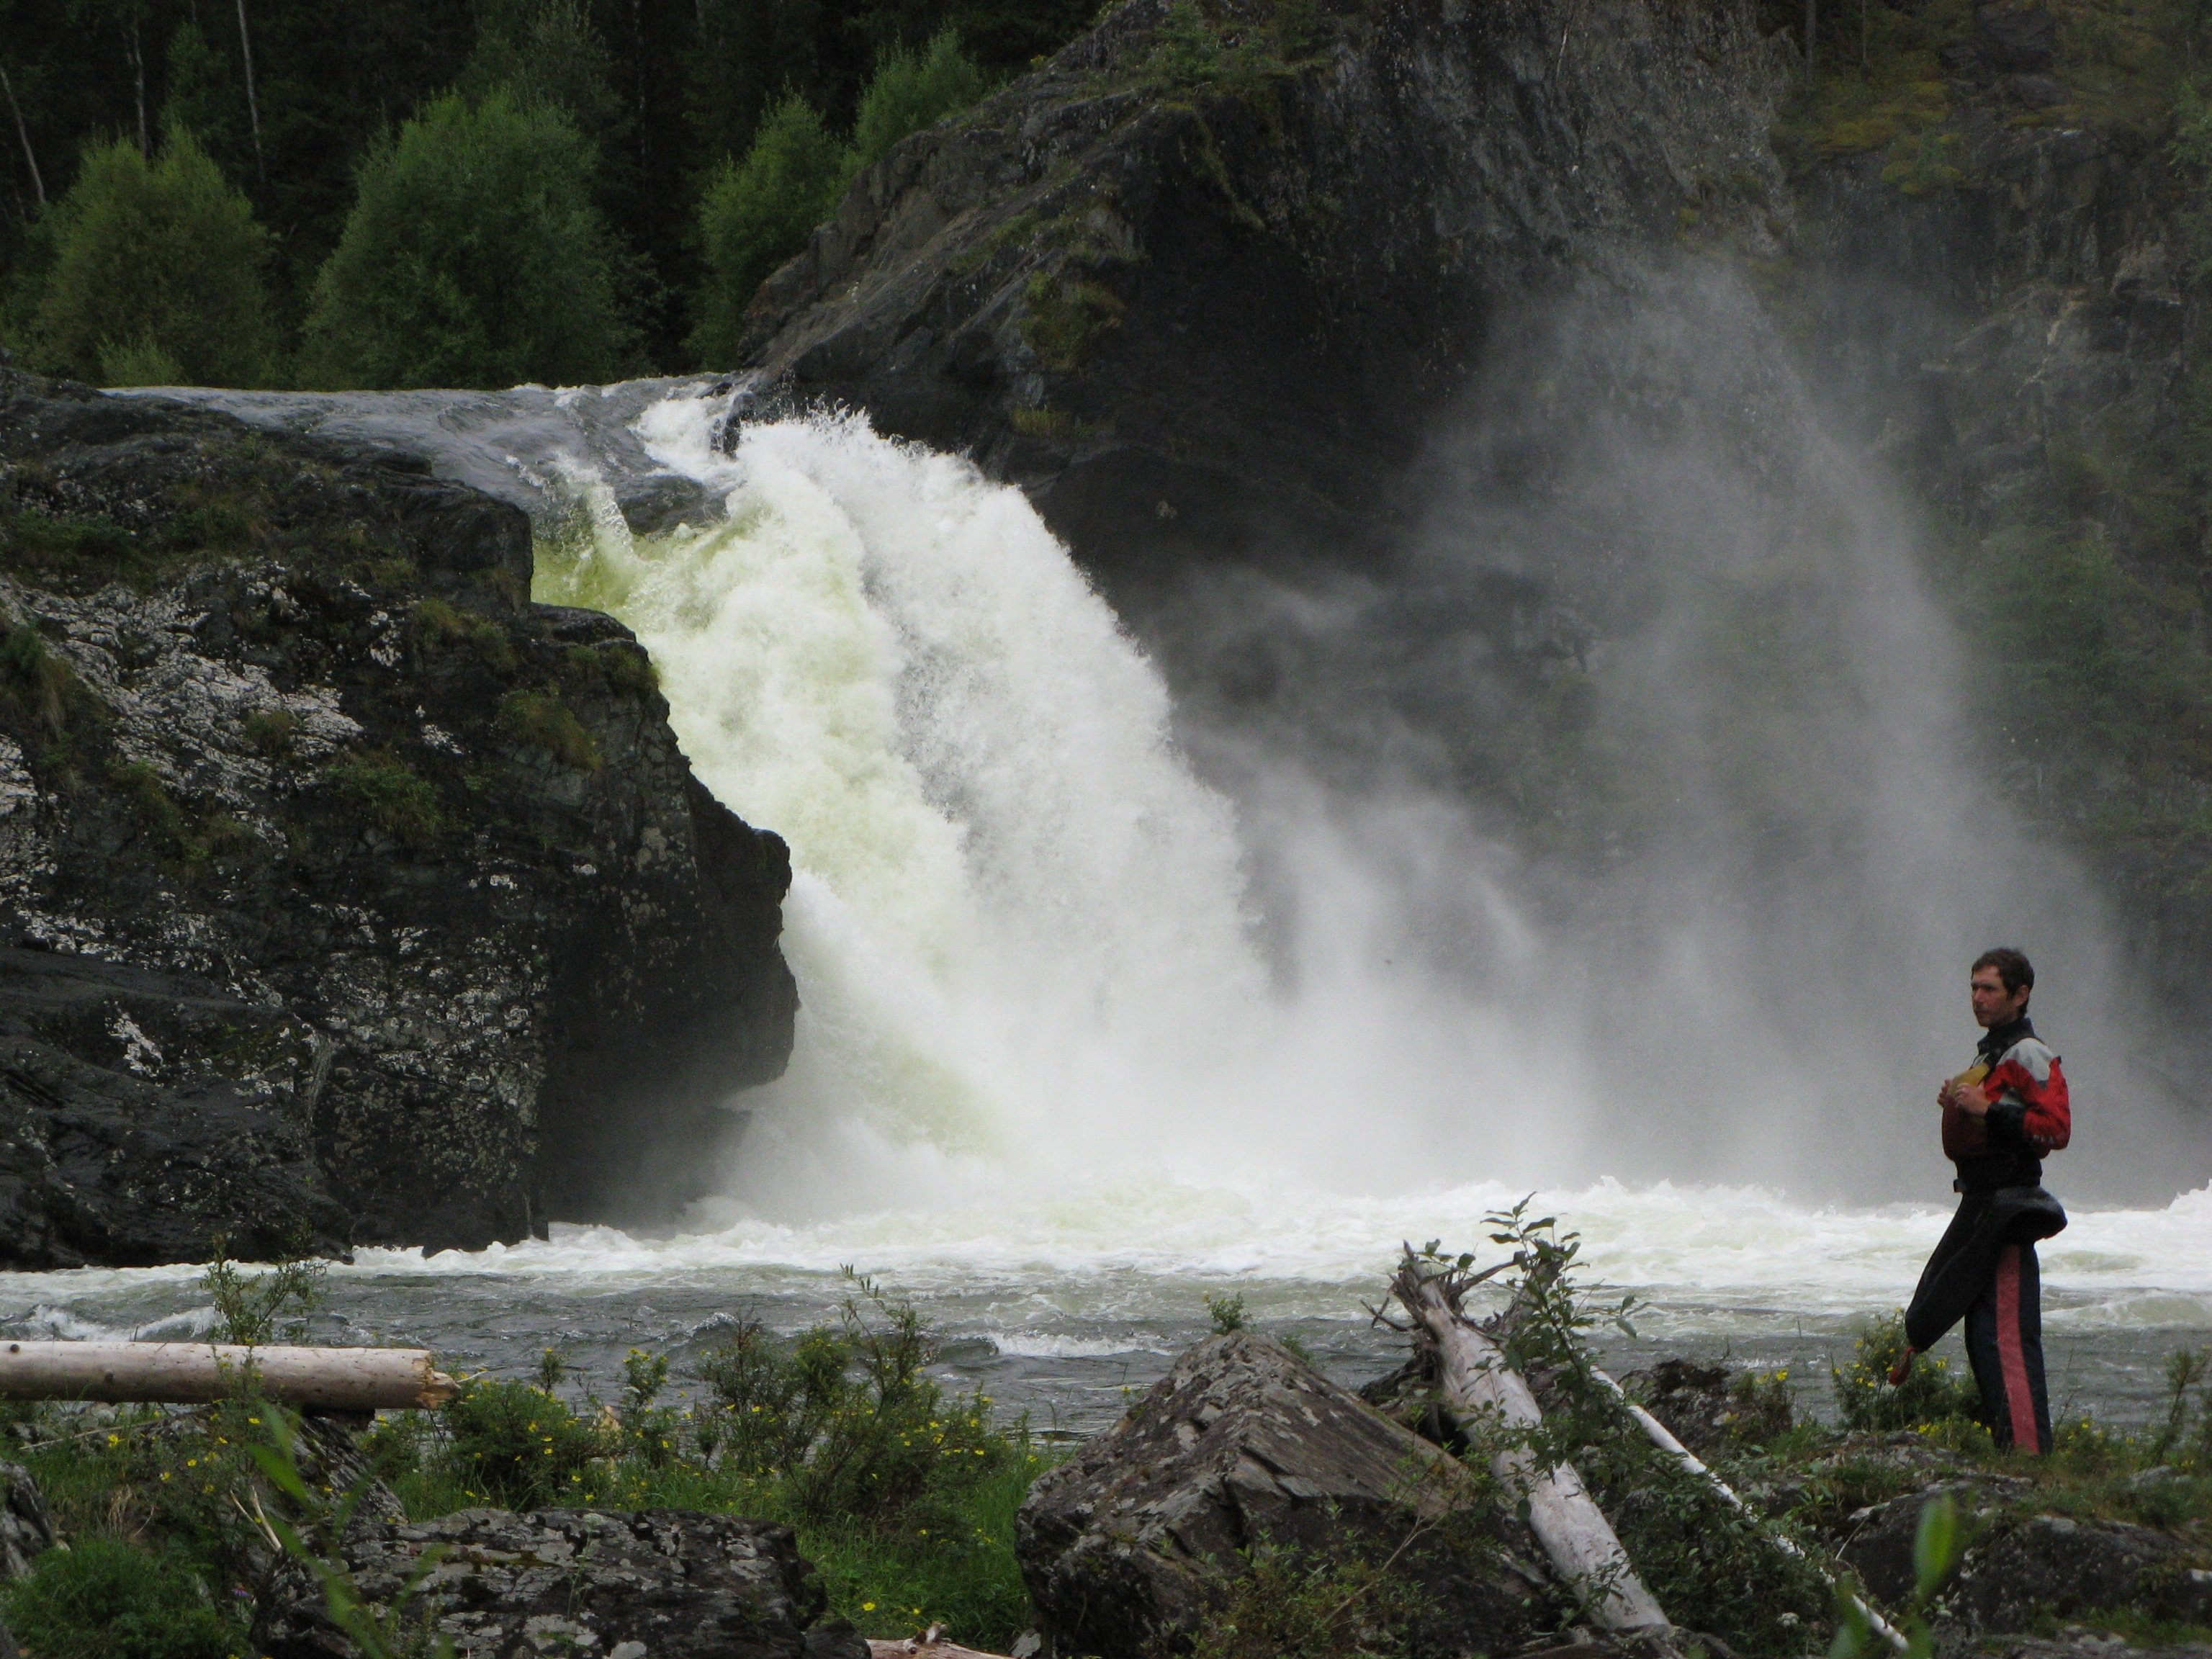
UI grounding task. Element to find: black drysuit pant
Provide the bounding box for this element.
[1905,1186,2064,1454]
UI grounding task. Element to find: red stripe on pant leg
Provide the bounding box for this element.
[1995,1246,2038,1452]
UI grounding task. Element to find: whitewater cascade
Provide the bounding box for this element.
[530,392,1629,1220]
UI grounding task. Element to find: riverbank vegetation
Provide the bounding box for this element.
[0,0,1069,387]
[8,1236,2212,1657]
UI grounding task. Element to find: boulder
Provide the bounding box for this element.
[0,372,797,1262]
[1840,1485,2212,1635]
[259,1506,867,1659]
[0,1462,50,1581]
[1016,1332,1555,1659]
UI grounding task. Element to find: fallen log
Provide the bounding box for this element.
[0,1341,459,1411]
[1390,1254,1668,1631]
[866,1640,1011,1659]
[1590,1369,1909,1654]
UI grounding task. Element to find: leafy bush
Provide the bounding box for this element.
[21,127,274,388]
[1832,1311,1982,1433]
[1187,1539,1427,1659]
[1439,1209,1834,1653]
[694,1278,1010,1527]
[0,1538,238,1659]
[1205,1290,1248,1334]
[204,1234,328,1345]
[302,91,639,390]
[440,1377,608,1507]
[690,94,853,366]
[850,30,986,169]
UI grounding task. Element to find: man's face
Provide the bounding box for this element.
[1970,966,2030,1029]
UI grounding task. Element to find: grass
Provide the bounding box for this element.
[325,748,444,845]
[497,688,600,772]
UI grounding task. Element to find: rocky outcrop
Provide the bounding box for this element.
[0,370,796,1264]
[736,0,1789,588]
[1842,1483,2212,1639]
[0,1462,50,1583]
[1016,1331,1556,1658]
[259,1507,866,1659]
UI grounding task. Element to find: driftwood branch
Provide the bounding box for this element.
[0,1341,459,1411]
[1390,1252,1668,1631]
[1589,1370,1909,1654]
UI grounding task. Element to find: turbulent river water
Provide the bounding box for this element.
[11,377,2209,1434]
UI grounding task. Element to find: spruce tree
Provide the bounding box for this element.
[301,90,639,390]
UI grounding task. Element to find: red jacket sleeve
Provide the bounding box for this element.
[1987,1043,2070,1152]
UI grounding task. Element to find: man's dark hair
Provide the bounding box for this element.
[1973,947,2035,997]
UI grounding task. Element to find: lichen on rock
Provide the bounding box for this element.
[0,370,796,1267]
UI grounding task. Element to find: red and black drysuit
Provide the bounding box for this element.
[1903,1014,2072,1452]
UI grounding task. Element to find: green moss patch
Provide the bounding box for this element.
[325,747,444,845]
[498,688,601,772]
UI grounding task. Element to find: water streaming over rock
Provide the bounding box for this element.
[66,366,2212,1424]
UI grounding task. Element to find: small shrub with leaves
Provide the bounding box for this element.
[1833,1311,1982,1433]
[1186,1538,1428,1659]
[439,1377,608,1508]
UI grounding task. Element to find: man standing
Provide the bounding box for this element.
[1889,948,2072,1452]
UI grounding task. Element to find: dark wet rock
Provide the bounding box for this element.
[0,1462,51,1581]
[1992,1637,2212,1659]
[259,1507,844,1659]
[0,371,796,1264]
[734,0,1789,590]
[140,379,729,539]
[1017,1331,1555,1659]
[1841,1484,2212,1636]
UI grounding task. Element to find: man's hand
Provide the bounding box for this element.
[1950,1080,1991,1118]
[1888,1346,1916,1387]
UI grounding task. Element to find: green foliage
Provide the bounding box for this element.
[439,1376,608,1506]
[1433,1208,1834,1654]
[850,29,986,168]
[498,687,600,770]
[690,93,854,366]
[565,639,658,698]
[410,597,518,673]
[251,1408,456,1659]
[1021,270,1124,372]
[1205,1290,1249,1334]
[462,0,621,138]
[21,127,274,387]
[0,621,74,733]
[1831,1311,1982,1433]
[301,91,639,390]
[203,1233,328,1345]
[325,747,444,843]
[242,706,298,757]
[0,1537,239,1659]
[1186,1539,1428,1659]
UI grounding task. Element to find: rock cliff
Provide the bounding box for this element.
[0,370,796,1267]
[737,0,1789,588]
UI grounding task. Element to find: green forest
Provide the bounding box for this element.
[0,0,1091,388]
